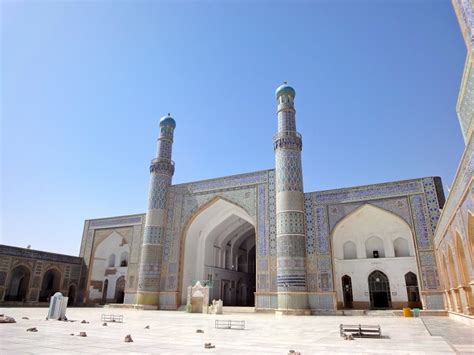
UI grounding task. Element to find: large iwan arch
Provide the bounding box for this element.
[332,204,420,309]
[180,198,256,307]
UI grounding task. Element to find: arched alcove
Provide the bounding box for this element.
[120,251,129,267]
[39,269,61,302]
[332,204,417,310]
[332,204,414,260]
[447,246,459,287]
[455,232,470,285]
[343,241,357,259]
[181,198,256,307]
[5,265,31,302]
[108,254,116,267]
[394,237,410,257]
[366,236,385,258]
[88,230,129,303]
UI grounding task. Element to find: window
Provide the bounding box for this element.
[120,251,128,267]
[365,236,385,258]
[108,254,116,267]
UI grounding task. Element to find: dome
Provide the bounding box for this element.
[275,83,295,99]
[159,114,176,128]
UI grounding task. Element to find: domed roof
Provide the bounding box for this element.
[159,113,176,128]
[275,82,295,98]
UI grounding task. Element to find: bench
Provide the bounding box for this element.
[101,314,123,323]
[215,320,245,330]
[340,324,381,338]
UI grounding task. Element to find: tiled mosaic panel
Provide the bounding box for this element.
[419,251,436,267]
[275,149,303,193]
[436,137,473,239]
[268,171,277,256]
[315,206,329,255]
[278,110,296,131]
[422,267,440,290]
[422,178,442,233]
[313,180,423,204]
[308,294,335,310]
[304,195,315,254]
[255,294,278,309]
[143,226,165,245]
[158,138,173,160]
[424,293,445,310]
[276,234,306,257]
[188,171,268,193]
[257,274,269,290]
[410,195,433,250]
[328,198,412,232]
[148,174,171,210]
[161,171,272,293]
[276,211,305,235]
[258,185,267,256]
[181,187,257,225]
[457,54,474,140]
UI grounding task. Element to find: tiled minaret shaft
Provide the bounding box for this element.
[273,83,309,314]
[136,114,176,306]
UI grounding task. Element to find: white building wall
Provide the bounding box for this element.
[332,204,421,309]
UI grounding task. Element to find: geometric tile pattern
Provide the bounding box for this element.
[148,174,171,210]
[315,207,329,255]
[314,180,423,204]
[258,185,267,257]
[422,178,442,233]
[276,211,305,235]
[143,226,165,245]
[275,149,303,193]
[278,110,296,131]
[268,170,277,256]
[410,195,433,250]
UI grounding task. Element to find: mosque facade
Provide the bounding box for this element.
[1,1,472,317]
[76,83,445,314]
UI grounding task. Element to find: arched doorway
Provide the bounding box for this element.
[368,270,391,309]
[39,269,61,302]
[5,265,31,301]
[67,284,76,306]
[115,276,125,303]
[181,198,256,307]
[101,279,109,304]
[405,272,421,308]
[342,275,353,309]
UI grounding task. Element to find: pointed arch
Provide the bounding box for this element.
[332,204,414,260]
[468,211,474,261]
[179,197,256,306]
[5,265,32,301]
[454,231,470,285]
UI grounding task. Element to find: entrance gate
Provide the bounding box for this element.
[368,270,391,309]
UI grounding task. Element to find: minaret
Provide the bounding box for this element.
[136,114,176,307]
[273,83,309,314]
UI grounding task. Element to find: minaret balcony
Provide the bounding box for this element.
[272,131,302,151]
[150,158,175,175]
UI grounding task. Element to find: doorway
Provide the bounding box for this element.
[342,275,353,309]
[368,270,391,309]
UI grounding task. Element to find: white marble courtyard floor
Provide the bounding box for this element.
[0,307,473,354]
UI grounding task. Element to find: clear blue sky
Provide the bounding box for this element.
[1,0,466,255]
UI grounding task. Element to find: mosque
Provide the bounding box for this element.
[0,1,472,317]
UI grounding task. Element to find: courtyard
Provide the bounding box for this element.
[1,307,473,354]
